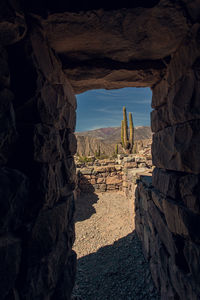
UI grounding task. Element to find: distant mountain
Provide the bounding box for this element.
[75,126,152,156]
[75,126,152,143]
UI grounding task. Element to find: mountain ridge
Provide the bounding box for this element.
[75,126,152,143]
[75,126,152,156]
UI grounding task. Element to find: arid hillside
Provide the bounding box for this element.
[76,126,152,142]
[75,126,152,156]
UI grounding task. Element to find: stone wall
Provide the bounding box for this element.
[0,8,76,299]
[76,155,152,194]
[136,23,200,300]
[77,164,123,193]
[1,1,200,300]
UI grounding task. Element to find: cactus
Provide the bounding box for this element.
[115,144,118,155]
[123,107,128,149]
[121,120,124,148]
[129,112,134,149]
[121,106,134,154]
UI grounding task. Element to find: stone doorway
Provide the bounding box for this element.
[0,1,200,299]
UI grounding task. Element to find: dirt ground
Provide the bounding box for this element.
[72,192,160,300]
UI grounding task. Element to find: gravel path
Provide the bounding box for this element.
[72,192,160,300]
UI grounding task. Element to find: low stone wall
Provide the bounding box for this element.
[77,164,123,193]
[122,168,152,228]
[135,170,200,300]
[76,154,152,194]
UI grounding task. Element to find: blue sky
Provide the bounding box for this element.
[75,87,152,132]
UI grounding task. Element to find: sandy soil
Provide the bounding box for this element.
[72,191,160,300]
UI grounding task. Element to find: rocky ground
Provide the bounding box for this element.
[72,192,160,300]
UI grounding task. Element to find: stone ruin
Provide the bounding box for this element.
[76,154,152,194]
[0,0,200,299]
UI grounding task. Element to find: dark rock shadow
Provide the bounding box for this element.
[73,231,160,300]
[74,178,99,222]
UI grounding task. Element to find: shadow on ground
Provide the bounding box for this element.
[73,231,160,300]
[74,183,99,222]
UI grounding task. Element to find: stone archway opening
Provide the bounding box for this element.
[72,87,159,299]
[1,1,200,300]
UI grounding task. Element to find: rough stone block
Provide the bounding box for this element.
[152,78,169,108]
[37,158,76,208]
[184,240,200,288]
[140,175,152,188]
[106,176,122,185]
[123,161,137,168]
[0,168,30,234]
[38,82,76,130]
[0,236,21,299]
[99,184,107,192]
[149,239,176,299]
[22,233,74,300]
[30,26,64,84]
[179,173,200,214]
[137,181,151,212]
[94,166,107,173]
[151,105,170,132]
[80,167,93,175]
[52,250,77,300]
[0,89,17,165]
[149,257,160,290]
[152,120,200,174]
[143,224,151,260]
[152,168,180,199]
[65,132,77,156]
[162,198,200,242]
[0,3,27,46]
[148,200,177,257]
[107,184,116,190]
[82,175,91,180]
[151,189,163,212]
[93,184,99,190]
[167,70,200,125]
[90,178,96,185]
[167,24,200,85]
[162,198,190,236]
[97,177,105,184]
[28,196,73,263]
[34,124,62,163]
[168,257,199,300]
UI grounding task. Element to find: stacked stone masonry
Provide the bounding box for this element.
[138,21,200,300]
[0,5,77,299]
[135,171,200,300]
[1,1,200,299]
[76,155,152,194]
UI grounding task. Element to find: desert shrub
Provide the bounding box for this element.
[78,156,95,163]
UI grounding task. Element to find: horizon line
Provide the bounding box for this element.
[75,125,150,133]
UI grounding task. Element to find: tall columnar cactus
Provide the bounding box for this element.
[115,144,118,155]
[121,120,124,148]
[129,112,134,149]
[121,106,134,153]
[123,107,128,149]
